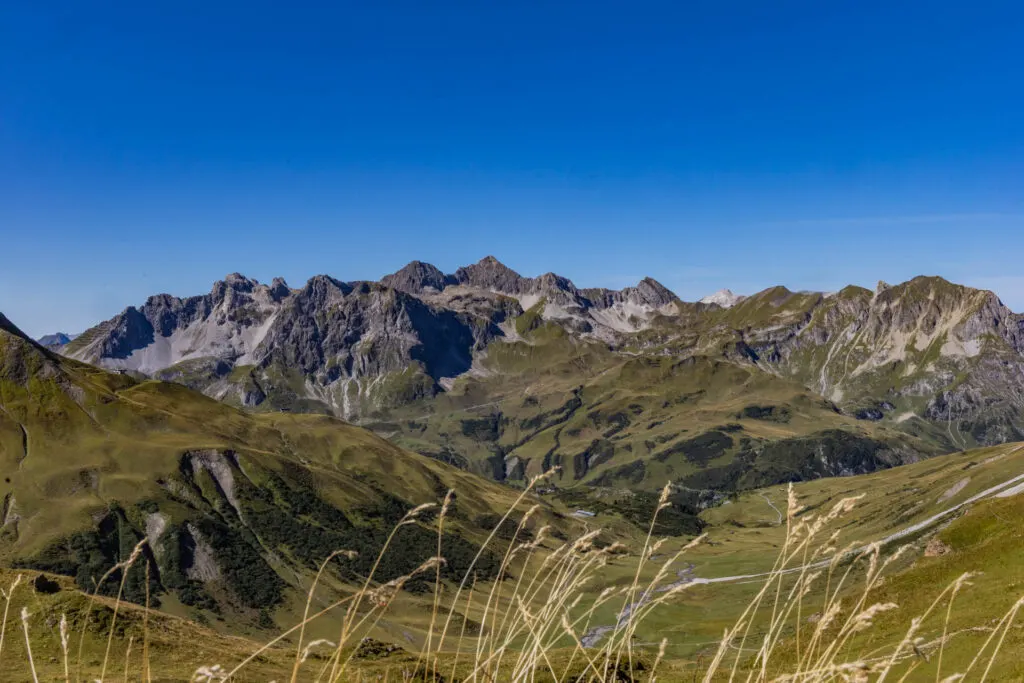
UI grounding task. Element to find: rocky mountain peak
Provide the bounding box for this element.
[533,272,576,292]
[381,260,449,294]
[215,273,260,295]
[298,275,352,308]
[452,256,527,294]
[209,274,260,310]
[269,277,291,301]
[223,272,252,286]
[628,277,678,307]
[38,332,77,348]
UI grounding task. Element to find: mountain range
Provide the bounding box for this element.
[47,257,1024,489]
[59,257,678,414]
[5,257,1024,675]
[7,295,1024,676]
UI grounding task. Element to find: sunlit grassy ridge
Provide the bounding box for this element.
[379,337,941,491]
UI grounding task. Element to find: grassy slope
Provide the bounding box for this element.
[0,315,581,644]
[3,437,1020,680]
[377,316,940,493]
[8,310,1024,678]
[370,278,1024,496]
[571,441,1024,677]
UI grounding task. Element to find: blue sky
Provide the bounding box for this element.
[1,1,1022,337]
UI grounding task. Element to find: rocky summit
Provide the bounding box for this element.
[58,259,1024,488]
[62,257,680,416]
[36,331,77,349]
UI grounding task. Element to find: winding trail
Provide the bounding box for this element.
[580,465,1024,646]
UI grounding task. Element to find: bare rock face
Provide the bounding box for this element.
[925,537,951,557]
[60,258,684,416]
[627,277,678,308]
[452,255,529,293]
[184,524,223,582]
[381,261,450,294]
[580,277,678,310]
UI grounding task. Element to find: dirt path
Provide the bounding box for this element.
[579,467,1024,646]
[378,400,505,429]
[689,467,1024,587]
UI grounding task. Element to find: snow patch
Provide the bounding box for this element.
[699,289,745,308]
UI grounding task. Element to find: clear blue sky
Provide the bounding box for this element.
[2,1,1022,337]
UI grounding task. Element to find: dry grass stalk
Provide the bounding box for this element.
[8,477,1024,682]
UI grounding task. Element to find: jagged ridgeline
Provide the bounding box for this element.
[0,313,552,623]
[50,258,1024,490]
[58,257,678,417]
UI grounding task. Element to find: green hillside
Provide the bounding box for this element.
[375,317,943,493]
[0,313,569,637]
[1,416,1020,680]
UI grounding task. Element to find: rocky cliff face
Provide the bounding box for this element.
[64,257,679,416]
[688,277,1024,445]
[379,260,450,294]
[62,261,1024,447]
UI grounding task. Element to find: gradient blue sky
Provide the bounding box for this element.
[2,1,1022,337]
